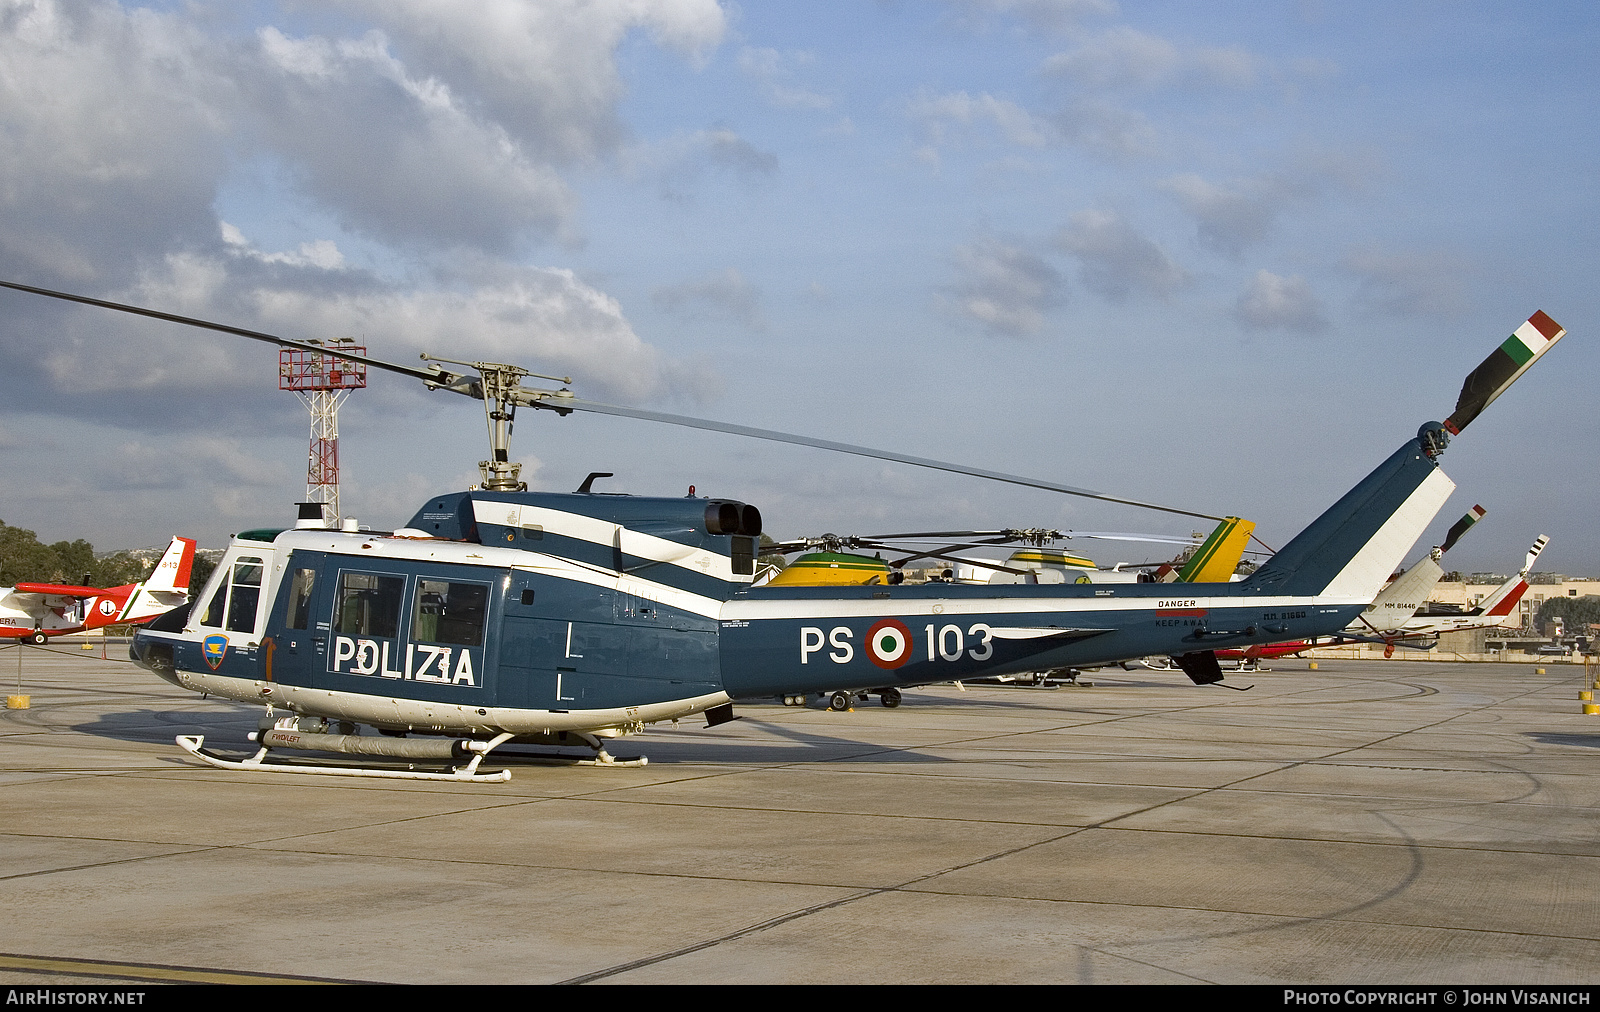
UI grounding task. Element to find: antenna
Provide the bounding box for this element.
[279,339,366,522]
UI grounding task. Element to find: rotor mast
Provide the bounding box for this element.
[421,355,572,491]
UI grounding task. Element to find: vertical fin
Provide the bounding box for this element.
[142,537,197,594]
[1473,535,1548,616]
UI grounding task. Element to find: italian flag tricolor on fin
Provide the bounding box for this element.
[1444,311,1565,434]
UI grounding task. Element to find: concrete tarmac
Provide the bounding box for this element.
[1,642,1597,985]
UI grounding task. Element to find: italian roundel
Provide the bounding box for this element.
[866,618,913,669]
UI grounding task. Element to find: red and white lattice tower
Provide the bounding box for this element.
[279,340,366,523]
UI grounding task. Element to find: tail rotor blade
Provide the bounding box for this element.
[1521,535,1549,577]
[1444,311,1566,434]
[1437,504,1486,555]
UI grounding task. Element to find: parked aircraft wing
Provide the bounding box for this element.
[12,583,103,597]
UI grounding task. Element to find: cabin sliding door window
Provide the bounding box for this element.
[412,580,488,647]
[334,572,405,638]
[287,569,316,630]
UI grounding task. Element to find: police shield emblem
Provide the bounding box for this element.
[202,634,228,670]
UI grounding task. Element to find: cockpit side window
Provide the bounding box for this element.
[225,558,265,634]
[199,581,228,628]
[198,555,266,631]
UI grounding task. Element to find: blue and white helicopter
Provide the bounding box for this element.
[0,282,1568,780]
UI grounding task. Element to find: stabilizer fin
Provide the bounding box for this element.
[142,537,198,594]
[1176,516,1255,583]
[1473,535,1549,618]
[1172,651,1224,685]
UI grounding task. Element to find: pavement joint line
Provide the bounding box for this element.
[1070,942,1220,985]
[557,761,1250,983]
[1096,670,1561,809]
[567,712,1522,982]
[0,951,372,984]
[887,870,1600,931]
[643,676,1552,968]
[7,658,1594,983]
[555,821,1107,985]
[0,847,223,883]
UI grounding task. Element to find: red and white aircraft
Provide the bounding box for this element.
[1222,534,1548,664]
[1360,534,1548,649]
[0,537,197,644]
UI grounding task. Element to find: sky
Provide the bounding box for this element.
[0,0,1595,577]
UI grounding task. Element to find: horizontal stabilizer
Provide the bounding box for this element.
[12,583,102,597]
[988,626,1112,641]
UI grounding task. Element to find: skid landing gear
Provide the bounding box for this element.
[175,716,648,781]
[178,725,517,782]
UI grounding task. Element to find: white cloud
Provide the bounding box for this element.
[0,0,726,432]
[330,0,727,160]
[738,46,831,110]
[1055,210,1188,302]
[1161,173,1280,259]
[25,252,710,410]
[222,223,346,271]
[0,0,231,285]
[1042,27,1180,90]
[940,237,1064,337]
[625,127,778,201]
[652,268,765,331]
[0,0,733,278]
[1042,26,1262,91]
[950,0,1118,33]
[1162,153,1374,258]
[1233,270,1326,333]
[1047,99,1160,159]
[905,90,1050,151]
[1343,247,1473,318]
[246,26,578,253]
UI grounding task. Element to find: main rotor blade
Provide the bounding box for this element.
[0,280,452,386]
[0,279,1224,521]
[559,398,1225,522]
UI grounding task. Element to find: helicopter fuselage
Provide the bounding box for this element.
[132,436,1453,742]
